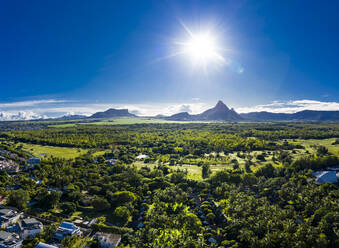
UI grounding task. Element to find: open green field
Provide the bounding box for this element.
[133,161,235,180]
[48,117,210,128]
[132,139,339,179]
[227,150,283,170]
[289,138,339,156]
[20,143,89,159]
[47,123,79,128]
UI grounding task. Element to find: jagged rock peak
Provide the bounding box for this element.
[214,100,229,110]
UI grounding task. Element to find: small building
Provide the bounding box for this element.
[313,171,338,184]
[95,232,121,248]
[35,242,58,248]
[0,209,22,229]
[53,222,81,241]
[0,230,22,248]
[136,154,149,160]
[20,218,43,238]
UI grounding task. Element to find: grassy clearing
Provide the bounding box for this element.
[48,123,78,128]
[288,138,339,156]
[227,150,281,170]
[133,161,232,180]
[69,206,119,225]
[20,143,88,159]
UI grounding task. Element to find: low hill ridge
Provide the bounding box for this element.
[90,108,135,119]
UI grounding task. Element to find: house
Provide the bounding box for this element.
[20,218,43,238]
[313,171,338,184]
[95,232,121,248]
[53,222,81,241]
[0,209,22,228]
[35,242,58,248]
[0,230,22,248]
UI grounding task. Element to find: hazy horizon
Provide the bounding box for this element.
[1,98,339,121]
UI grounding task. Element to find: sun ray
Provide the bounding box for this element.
[175,25,226,69]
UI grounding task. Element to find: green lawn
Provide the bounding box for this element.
[20,143,88,159]
[47,123,78,128]
[69,206,120,226]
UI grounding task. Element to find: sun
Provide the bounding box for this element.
[179,31,225,67]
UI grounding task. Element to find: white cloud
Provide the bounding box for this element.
[178,104,192,113]
[111,102,211,116]
[0,111,44,121]
[0,99,68,109]
[236,99,339,113]
[0,100,212,120]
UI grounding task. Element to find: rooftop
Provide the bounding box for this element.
[0,231,11,241]
[22,218,41,226]
[0,230,21,247]
[313,170,338,184]
[59,221,77,230]
[0,209,13,216]
[35,242,58,248]
[136,154,149,159]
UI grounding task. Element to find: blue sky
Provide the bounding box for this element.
[0,0,339,119]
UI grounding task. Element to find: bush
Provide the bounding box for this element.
[91,223,133,234]
[61,202,76,215]
[92,196,111,211]
[8,189,30,210]
[113,206,130,225]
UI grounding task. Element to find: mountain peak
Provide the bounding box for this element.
[197,100,242,121]
[166,100,242,121]
[215,100,229,110]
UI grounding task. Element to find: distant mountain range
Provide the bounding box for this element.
[240,110,339,121]
[55,101,339,122]
[164,100,339,122]
[56,114,88,120]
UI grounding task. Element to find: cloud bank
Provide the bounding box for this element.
[236,100,339,113]
[0,99,339,121]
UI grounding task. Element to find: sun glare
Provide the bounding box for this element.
[179,31,225,68]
